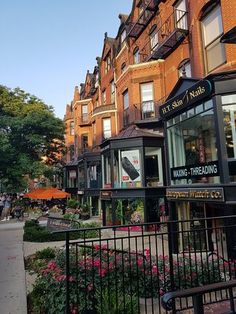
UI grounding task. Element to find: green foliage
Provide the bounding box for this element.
[35,247,56,260]
[66,198,79,209]
[95,287,138,314]
[0,85,65,191]
[23,219,100,242]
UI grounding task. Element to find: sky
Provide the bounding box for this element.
[0,1,132,119]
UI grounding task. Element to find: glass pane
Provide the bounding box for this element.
[141,83,153,102]
[123,90,129,109]
[167,108,218,184]
[223,104,236,159]
[206,39,226,71]
[202,6,223,45]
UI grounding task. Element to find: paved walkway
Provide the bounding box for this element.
[0,221,27,314]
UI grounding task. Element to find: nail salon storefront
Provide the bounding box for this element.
[160,73,236,257]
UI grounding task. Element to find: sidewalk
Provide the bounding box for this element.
[0,221,27,314]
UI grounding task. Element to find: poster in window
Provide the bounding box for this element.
[121,150,141,182]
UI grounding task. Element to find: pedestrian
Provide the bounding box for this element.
[1,194,11,221]
[0,194,5,219]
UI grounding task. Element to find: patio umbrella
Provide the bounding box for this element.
[24,187,70,200]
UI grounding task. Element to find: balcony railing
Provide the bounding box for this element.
[140,9,188,62]
[128,0,159,38]
[79,112,92,126]
[133,98,165,122]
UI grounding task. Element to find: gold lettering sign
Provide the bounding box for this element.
[166,188,224,202]
[160,80,212,118]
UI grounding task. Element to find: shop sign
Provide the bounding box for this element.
[166,187,224,202]
[121,150,141,182]
[171,161,219,180]
[100,191,112,200]
[47,217,74,232]
[160,80,212,118]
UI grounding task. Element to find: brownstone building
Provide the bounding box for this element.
[63,0,236,237]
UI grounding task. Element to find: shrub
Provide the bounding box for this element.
[67,198,79,209]
[35,247,56,260]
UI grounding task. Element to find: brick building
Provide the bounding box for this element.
[63,0,236,238]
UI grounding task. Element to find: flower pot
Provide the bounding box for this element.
[139,297,164,314]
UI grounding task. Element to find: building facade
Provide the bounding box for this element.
[63,0,236,234]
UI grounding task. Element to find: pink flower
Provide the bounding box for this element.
[93,259,101,267]
[94,244,100,251]
[137,258,143,266]
[152,265,158,274]
[144,248,150,257]
[87,283,93,291]
[98,268,107,277]
[47,261,57,270]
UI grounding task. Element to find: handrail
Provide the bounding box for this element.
[161,279,236,313]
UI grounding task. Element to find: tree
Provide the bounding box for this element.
[0,85,65,191]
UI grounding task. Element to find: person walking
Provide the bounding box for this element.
[0,194,5,219]
[1,194,11,221]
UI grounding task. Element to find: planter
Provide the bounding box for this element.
[139,297,164,314]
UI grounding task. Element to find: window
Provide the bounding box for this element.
[103,153,111,188]
[133,47,140,64]
[145,147,163,187]
[167,100,219,185]
[82,105,88,123]
[69,145,74,161]
[68,170,77,188]
[178,60,192,77]
[103,118,111,139]
[121,62,126,73]
[105,53,111,74]
[140,82,155,119]
[202,5,226,72]
[110,80,115,103]
[123,89,129,126]
[81,134,88,152]
[102,90,106,105]
[174,0,188,30]
[70,121,74,135]
[150,26,158,51]
[222,94,236,182]
[93,122,96,147]
[121,29,126,47]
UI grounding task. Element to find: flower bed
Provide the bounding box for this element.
[28,245,229,314]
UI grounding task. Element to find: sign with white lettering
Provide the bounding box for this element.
[166,187,224,202]
[171,161,219,180]
[160,80,212,118]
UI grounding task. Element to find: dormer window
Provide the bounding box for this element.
[105,53,111,74]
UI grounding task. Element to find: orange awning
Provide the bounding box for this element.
[24,188,70,200]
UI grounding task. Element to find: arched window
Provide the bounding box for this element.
[178,59,191,77]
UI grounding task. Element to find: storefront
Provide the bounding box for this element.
[100,125,166,226]
[77,152,101,217]
[160,73,236,257]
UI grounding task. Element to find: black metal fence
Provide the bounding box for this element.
[53,215,236,313]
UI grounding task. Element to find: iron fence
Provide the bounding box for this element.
[52,215,236,313]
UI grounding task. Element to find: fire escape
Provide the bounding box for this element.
[140,8,189,61]
[128,0,159,38]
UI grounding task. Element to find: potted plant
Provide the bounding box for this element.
[80,202,91,220]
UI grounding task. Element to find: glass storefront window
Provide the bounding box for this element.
[87,164,101,189]
[222,94,236,182]
[102,153,111,188]
[78,164,85,189]
[167,100,219,184]
[112,149,142,188]
[145,147,163,187]
[114,198,144,225]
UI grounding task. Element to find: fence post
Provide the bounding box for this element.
[167,220,176,313]
[192,295,204,314]
[65,232,70,314]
